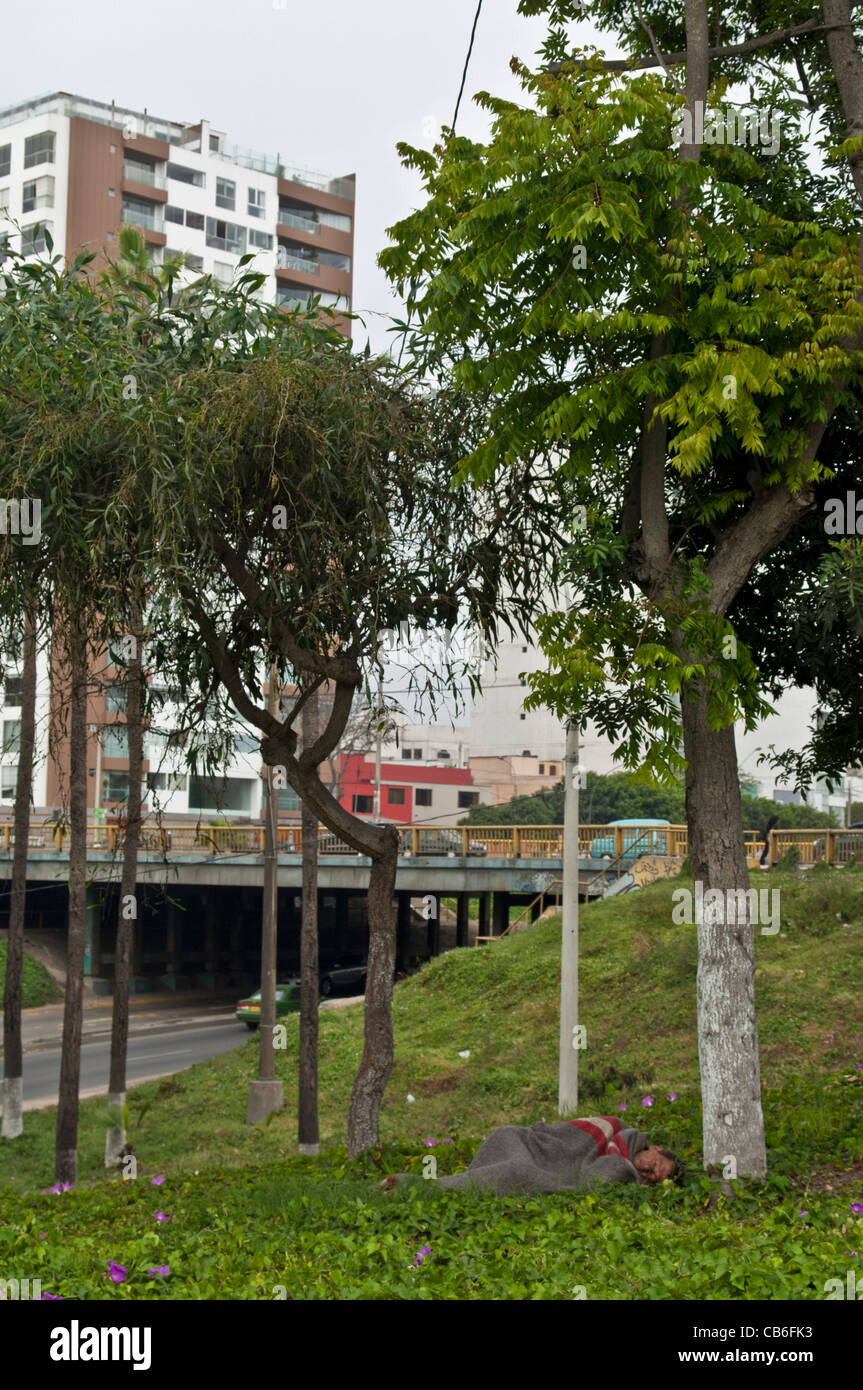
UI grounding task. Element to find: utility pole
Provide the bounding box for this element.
[373,674,383,820]
[558,721,580,1116]
[246,661,284,1124]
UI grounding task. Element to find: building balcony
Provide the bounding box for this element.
[122,160,167,191]
[122,177,168,205]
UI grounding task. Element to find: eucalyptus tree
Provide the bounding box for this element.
[114,341,560,1155]
[380,0,863,1176]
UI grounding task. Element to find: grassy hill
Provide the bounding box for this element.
[1,866,861,1299]
[0,942,61,1009]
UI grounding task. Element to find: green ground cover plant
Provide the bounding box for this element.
[1,870,861,1298]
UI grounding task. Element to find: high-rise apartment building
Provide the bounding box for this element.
[0,92,354,321]
[0,93,355,823]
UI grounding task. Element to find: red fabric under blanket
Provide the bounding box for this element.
[568,1115,632,1163]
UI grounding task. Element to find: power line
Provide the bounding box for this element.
[452,0,484,133]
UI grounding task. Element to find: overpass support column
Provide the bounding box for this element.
[493,891,510,938]
[426,895,441,958]
[396,893,410,972]
[456,894,469,948]
[478,892,490,941]
[84,885,102,979]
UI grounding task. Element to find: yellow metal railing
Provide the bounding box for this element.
[0,820,857,866]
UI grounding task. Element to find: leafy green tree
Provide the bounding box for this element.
[381,0,863,1175]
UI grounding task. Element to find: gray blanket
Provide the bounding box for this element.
[396,1118,649,1195]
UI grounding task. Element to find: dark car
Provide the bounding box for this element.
[813,821,863,863]
[319,962,367,997]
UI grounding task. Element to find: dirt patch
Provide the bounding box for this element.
[803,1161,863,1193]
[421,1072,463,1096]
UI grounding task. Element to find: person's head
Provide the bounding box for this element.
[633,1145,685,1185]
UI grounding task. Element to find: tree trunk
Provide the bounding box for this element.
[54,627,89,1185]
[105,611,144,1167]
[347,834,398,1157]
[2,605,38,1139]
[298,692,320,1154]
[680,681,766,1179]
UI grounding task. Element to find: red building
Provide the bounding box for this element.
[338,755,487,824]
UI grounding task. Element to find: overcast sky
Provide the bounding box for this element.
[4,0,606,355]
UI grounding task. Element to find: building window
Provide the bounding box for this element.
[458,791,480,808]
[215,177,236,210]
[412,748,422,759]
[388,787,406,805]
[519,713,526,720]
[121,196,160,231]
[212,260,233,285]
[352,794,373,814]
[249,227,272,250]
[522,646,528,653]
[185,210,204,230]
[4,677,23,706]
[103,726,129,759]
[317,248,351,272]
[209,134,221,152]
[415,788,432,807]
[108,188,116,197]
[0,145,10,178]
[188,774,253,813]
[165,204,184,225]
[20,223,52,255]
[0,188,8,214]
[122,155,159,187]
[436,749,451,760]
[206,217,246,254]
[22,176,54,213]
[539,763,545,775]
[102,770,130,803]
[548,764,558,775]
[248,188,266,218]
[2,719,21,754]
[24,131,55,169]
[105,682,127,713]
[276,785,300,812]
[318,209,351,233]
[0,765,17,800]
[167,162,204,187]
[146,771,187,793]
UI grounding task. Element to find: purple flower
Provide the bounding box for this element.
[856,1063,862,1071]
[667,1092,678,1102]
[38,1232,46,1239]
[108,1261,127,1284]
[154,1211,169,1223]
[423,1138,436,1148]
[150,1176,166,1186]
[797,1211,809,1218]
[412,1244,432,1267]
[850,1202,863,1216]
[440,1138,453,1144]
[616,1103,627,1113]
[49,1182,72,1194]
[641,1096,654,1108]
[845,1251,859,1257]
[40,1292,63,1300]
[147,1266,170,1279]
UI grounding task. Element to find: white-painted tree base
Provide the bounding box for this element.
[297,1142,320,1156]
[1,1076,23,1138]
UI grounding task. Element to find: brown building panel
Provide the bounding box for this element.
[66,117,123,273]
[277,176,354,218]
[274,262,351,297]
[121,178,168,205]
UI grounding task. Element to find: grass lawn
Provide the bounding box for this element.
[0,943,61,1008]
[1,866,862,1298]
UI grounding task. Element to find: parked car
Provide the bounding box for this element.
[589,819,670,860]
[236,979,322,1029]
[813,821,863,862]
[319,962,367,997]
[412,828,488,857]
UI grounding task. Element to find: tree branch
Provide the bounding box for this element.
[546,19,851,76]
